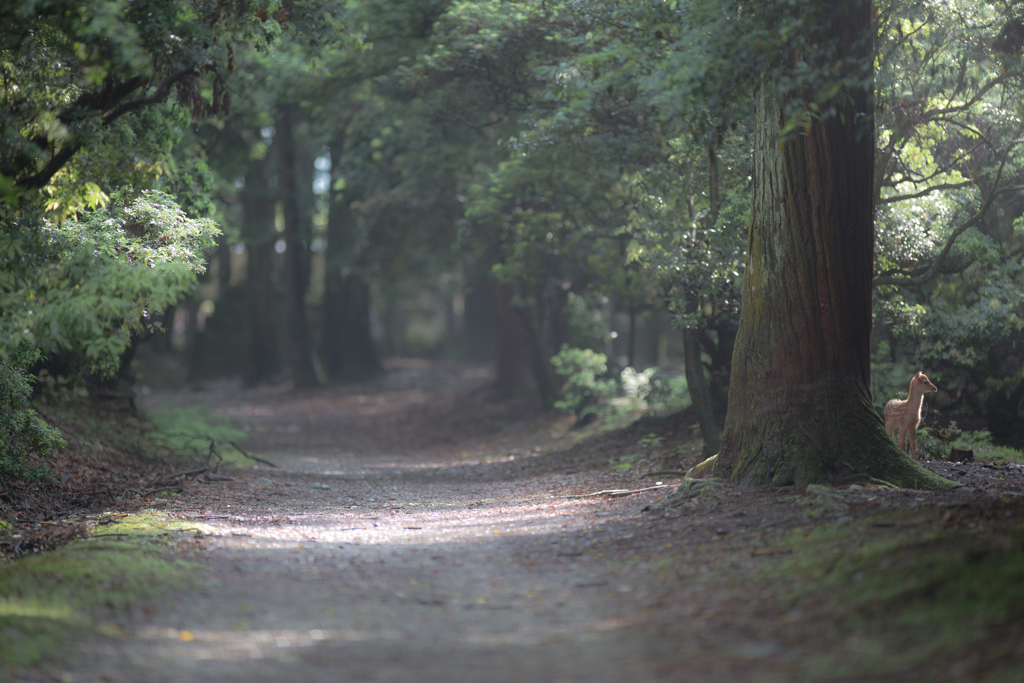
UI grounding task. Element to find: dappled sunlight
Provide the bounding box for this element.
[0,600,76,621]
[134,626,402,661]
[195,497,614,547]
[133,617,642,662]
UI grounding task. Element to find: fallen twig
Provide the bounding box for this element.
[153,431,276,467]
[140,486,177,498]
[569,484,674,499]
[836,474,901,489]
[85,533,135,539]
[643,470,688,478]
[226,440,277,468]
[755,516,799,531]
[751,547,793,557]
[153,466,208,485]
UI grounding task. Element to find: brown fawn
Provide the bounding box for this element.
[884,371,938,459]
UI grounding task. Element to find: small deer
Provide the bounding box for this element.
[884,371,938,459]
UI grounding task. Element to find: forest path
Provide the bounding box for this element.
[49,359,790,683]
[47,360,1015,683]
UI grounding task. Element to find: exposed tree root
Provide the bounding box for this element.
[687,450,961,491]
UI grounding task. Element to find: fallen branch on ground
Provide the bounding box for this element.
[154,432,277,468]
[569,484,674,499]
[225,440,276,467]
[153,466,208,485]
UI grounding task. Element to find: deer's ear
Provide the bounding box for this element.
[915,371,922,378]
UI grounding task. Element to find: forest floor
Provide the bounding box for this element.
[4,359,1024,682]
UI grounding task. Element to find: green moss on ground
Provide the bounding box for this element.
[764,499,1024,681]
[0,513,208,673]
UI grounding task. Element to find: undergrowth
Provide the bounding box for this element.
[145,402,252,466]
[917,423,1024,464]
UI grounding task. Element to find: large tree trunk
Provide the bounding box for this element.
[241,152,281,386]
[694,0,952,489]
[276,104,322,388]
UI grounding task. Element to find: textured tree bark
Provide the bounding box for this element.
[694,0,954,489]
[276,104,322,388]
[241,152,281,386]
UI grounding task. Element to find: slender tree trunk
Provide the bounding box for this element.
[702,323,734,417]
[683,326,721,456]
[681,163,724,452]
[693,0,952,489]
[514,293,560,411]
[463,268,496,362]
[493,281,535,399]
[241,152,281,386]
[277,104,322,388]
[708,146,720,227]
[627,305,636,369]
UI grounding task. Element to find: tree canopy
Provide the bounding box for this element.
[3,0,1023,482]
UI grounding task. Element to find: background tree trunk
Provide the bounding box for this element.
[701,0,952,489]
[679,148,726,453]
[462,268,496,362]
[514,294,560,411]
[324,272,382,382]
[276,104,322,388]
[241,149,282,386]
[322,133,382,383]
[493,281,536,400]
[683,326,721,456]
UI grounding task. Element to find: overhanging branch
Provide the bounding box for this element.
[873,146,1015,289]
[16,68,197,191]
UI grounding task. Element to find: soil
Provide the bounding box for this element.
[10,359,1024,682]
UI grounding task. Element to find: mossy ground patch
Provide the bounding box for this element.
[763,496,1024,680]
[0,512,209,673]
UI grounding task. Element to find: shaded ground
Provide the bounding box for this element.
[8,360,1024,682]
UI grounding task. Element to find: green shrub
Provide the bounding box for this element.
[0,345,64,482]
[551,346,689,425]
[917,422,1024,463]
[644,371,691,414]
[550,346,618,424]
[1,191,219,380]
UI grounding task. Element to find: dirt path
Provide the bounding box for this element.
[30,361,1024,682]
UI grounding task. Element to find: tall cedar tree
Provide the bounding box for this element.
[692,0,953,489]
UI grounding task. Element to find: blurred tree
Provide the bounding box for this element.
[240,139,283,385]
[322,121,383,382]
[276,102,323,387]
